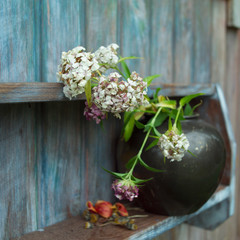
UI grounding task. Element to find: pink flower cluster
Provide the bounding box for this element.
[112,179,139,202]
[83,101,106,124]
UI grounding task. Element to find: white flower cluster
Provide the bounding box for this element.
[92,72,149,119]
[158,131,190,162]
[57,44,119,99]
[94,43,119,72]
[57,46,100,99]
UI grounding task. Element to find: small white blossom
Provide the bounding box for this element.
[57,46,100,99]
[92,71,149,118]
[94,43,119,72]
[158,130,190,162]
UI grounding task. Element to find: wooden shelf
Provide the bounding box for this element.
[0,82,215,104]
[17,185,230,240]
[0,82,85,103]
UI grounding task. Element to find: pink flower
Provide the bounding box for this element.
[83,101,106,124]
[112,179,139,202]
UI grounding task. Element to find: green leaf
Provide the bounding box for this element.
[139,157,164,172]
[124,111,132,123]
[176,120,182,134]
[153,88,161,102]
[125,156,137,169]
[168,116,172,131]
[135,120,145,129]
[180,93,204,107]
[102,167,127,179]
[118,56,143,63]
[143,124,151,132]
[132,176,153,184]
[120,60,131,79]
[152,127,161,137]
[145,139,159,151]
[191,100,203,114]
[155,100,176,109]
[143,74,161,87]
[154,112,168,128]
[187,150,197,158]
[85,80,92,107]
[184,103,192,116]
[134,106,146,121]
[170,109,184,121]
[124,115,135,142]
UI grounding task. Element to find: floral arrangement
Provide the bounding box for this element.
[57,44,202,202]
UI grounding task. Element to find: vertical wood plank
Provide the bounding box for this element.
[193,0,212,83]
[85,0,118,50]
[35,102,83,227]
[35,102,121,227]
[41,0,85,82]
[211,0,226,87]
[0,1,40,82]
[228,0,240,28]
[84,0,120,206]
[225,29,240,240]
[0,104,37,239]
[119,0,151,78]
[173,0,194,84]
[150,0,174,84]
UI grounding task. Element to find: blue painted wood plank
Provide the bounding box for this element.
[150,0,174,84]
[119,0,151,78]
[41,0,85,82]
[193,0,212,83]
[0,104,37,239]
[0,1,40,83]
[211,0,226,87]
[84,0,119,207]
[86,0,118,50]
[173,0,194,84]
[34,102,121,228]
[228,0,240,28]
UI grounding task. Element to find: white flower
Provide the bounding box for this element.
[158,131,190,162]
[57,46,100,99]
[94,43,119,72]
[92,71,148,118]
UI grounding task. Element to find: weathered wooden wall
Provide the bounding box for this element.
[0,0,239,239]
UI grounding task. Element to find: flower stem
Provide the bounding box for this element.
[126,107,162,178]
[173,106,182,128]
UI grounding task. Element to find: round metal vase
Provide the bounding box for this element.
[116,119,226,216]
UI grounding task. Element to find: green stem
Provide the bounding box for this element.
[173,106,182,128]
[126,107,162,179]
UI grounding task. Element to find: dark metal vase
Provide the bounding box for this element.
[117,119,226,216]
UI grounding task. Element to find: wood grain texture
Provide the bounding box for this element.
[34,102,121,228]
[173,0,194,84]
[211,0,226,87]
[0,82,85,103]
[41,0,85,82]
[1,0,240,239]
[150,0,174,84]
[193,0,212,83]
[85,0,118,50]
[0,1,40,83]
[15,185,229,240]
[228,0,240,28]
[225,29,240,240]
[0,104,37,239]
[119,0,151,78]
